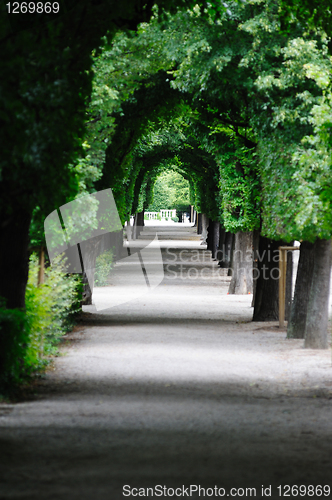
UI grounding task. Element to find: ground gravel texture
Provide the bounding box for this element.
[0,226,332,500]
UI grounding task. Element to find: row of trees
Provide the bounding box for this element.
[1,0,332,386]
[0,0,204,386]
[86,0,332,347]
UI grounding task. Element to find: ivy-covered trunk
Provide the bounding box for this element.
[0,209,31,309]
[228,231,253,294]
[287,241,314,339]
[304,238,331,349]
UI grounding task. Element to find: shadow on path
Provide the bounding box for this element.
[0,225,332,499]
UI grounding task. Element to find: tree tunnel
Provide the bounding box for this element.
[1,0,332,391]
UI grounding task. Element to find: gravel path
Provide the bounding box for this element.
[1,226,332,499]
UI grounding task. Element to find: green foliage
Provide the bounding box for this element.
[0,0,204,220]
[218,146,261,233]
[1,0,256,386]
[22,0,332,258]
[244,8,332,240]
[0,304,30,391]
[84,11,226,225]
[169,170,191,211]
[87,0,332,243]
[26,254,80,354]
[0,23,91,223]
[146,175,170,211]
[94,249,114,286]
[278,0,332,37]
[0,254,80,391]
[147,170,190,212]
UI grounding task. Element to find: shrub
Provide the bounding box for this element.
[25,254,80,357]
[0,303,30,389]
[94,248,114,286]
[171,216,179,222]
[0,253,80,391]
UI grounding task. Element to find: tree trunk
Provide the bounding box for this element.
[218,232,234,269]
[37,247,45,286]
[228,231,253,294]
[217,227,226,261]
[253,237,285,321]
[285,245,293,321]
[113,229,126,260]
[136,210,144,236]
[197,213,202,234]
[0,209,31,309]
[132,213,138,240]
[213,222,220,260]
[251,230,260,307]
[133,211,144,240]
[81,270,93,306]
[287,241,314,339]
[304,238,331,349]
[193,210,197,226]
[190,206,194,223]
[206,219,212,251]
[80,235,102,305]
[125,217,131,241]
[227,233,236,276]
[207,220,220,259]
[201,214,209,243]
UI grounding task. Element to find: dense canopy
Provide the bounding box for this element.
[1,0,332,388]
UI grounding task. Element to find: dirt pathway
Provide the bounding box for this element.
[1,225,332,499]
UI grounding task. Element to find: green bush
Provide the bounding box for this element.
[0,253,80,391]
[171,216,179,222]
[94,248,114,286]
[0,303,30,389]
[25,254,80,357]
